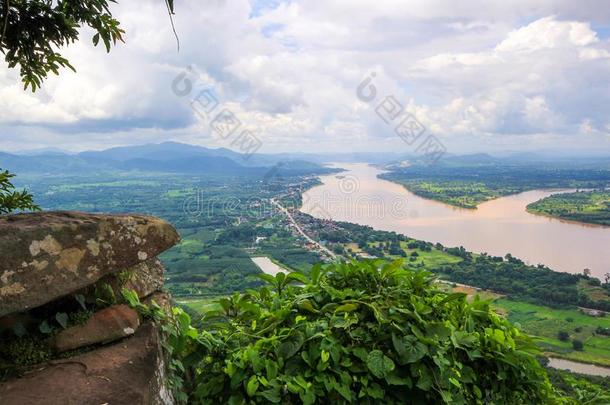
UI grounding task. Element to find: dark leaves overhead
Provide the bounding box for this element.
[0,0,124,91]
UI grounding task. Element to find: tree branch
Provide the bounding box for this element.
[165,0,179,51]
[0,0,9,48]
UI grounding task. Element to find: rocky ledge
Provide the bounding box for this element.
[0,211,179,317]
[0,211,180,404]
[0,322,172,405]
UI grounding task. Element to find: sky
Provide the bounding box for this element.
[2,0,610,155]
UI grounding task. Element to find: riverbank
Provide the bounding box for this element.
[526,190,610,227]
[296,163,610,375]
[301,163,610,278]
[379,175,518,209]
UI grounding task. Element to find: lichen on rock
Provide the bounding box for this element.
[0,211,179,404]
[0,211,179,317]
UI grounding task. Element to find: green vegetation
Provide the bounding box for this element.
[0,169,39,214]
[437,253,610,312]
[174,297,222,314]
[547,368,610,404]
[0,0,158,91]
[386,180,520,208]
[381,160,610,208]
[1,290,111,377]
[22,170,326,297]
[164,260,556,404]
[17,163,610,394]
[493,299,610,367]
[527,190,610,226]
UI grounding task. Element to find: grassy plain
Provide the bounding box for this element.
[175,296,222,314]
[381,160,610,209]
[493,299,610,367]
[527,190,610,226]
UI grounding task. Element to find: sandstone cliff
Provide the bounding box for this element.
[0,211,180,405]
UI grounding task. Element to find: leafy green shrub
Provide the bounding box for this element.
[169,260,555,404]
[595,326,610,336]
[558,331,570,342]
[547,368,610,404]
[572,340,584,351]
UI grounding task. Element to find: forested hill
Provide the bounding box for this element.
[0,142,336,177]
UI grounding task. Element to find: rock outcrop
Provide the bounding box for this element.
[51,304,141,352]
[0,211,180,404]
[0,323,172,405]
[0,211,179,317]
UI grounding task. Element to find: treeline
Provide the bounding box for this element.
[436,254,610,311]
[380,162,610,208]
[301,215,610,311]
[527,190,610,226]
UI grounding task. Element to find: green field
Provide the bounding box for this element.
[399,240,463,267]
[381,160,610,209]
[493,299,610,367]
[49,179,161,192]
[527,190,610,226]
[174,296,222,314]
[392,180,519,209]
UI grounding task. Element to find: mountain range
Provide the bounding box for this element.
[4,142,610,177]
[0,142,334,177]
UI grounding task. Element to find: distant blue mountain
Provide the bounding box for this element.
[0,142,336,176]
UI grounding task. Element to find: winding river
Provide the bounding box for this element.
[300,163,610,279]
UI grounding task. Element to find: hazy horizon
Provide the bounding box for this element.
[4,140,610,160]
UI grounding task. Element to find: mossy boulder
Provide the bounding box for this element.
[0,211,179,317]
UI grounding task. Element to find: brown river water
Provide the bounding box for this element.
[300,163,610,279]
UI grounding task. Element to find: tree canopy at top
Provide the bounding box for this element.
[0,0,175,91]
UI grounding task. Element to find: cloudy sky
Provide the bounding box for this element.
[2,0,610,155]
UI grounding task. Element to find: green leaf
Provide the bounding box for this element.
[287,272,308,284]
[256,273,276,285]
[55,312,69,329]
[321,350,330,363]
[39,320,52,334]
[451,331,478,348]
[426,322,451,340]
[332,380,352,401]
[265,360,278,380]
[392,333,427,364]
[352,347,369,362]
[299,389,315,405]
[74,294,87,310]
[121,289,140,307]
[334,303,359,313]
[366,350,395,379]
[414,366,433,391]
[298,299,319,313]
[493,329,506,344]
[278,332,304,360]
[385,372,411,387]
[13,322,27,337]
[260,387,281,403]
[439,292,466,305]
[246,375,259,397]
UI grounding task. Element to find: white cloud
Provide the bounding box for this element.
[496,16,598,53]
[1,1,610,155]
